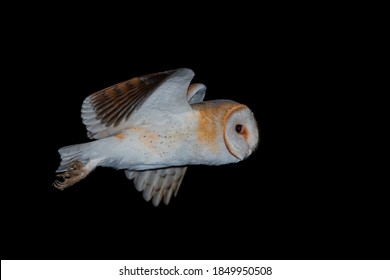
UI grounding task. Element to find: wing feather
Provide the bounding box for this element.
[187,83,206,104]
[125,167,188,206]
[81,68,194,139]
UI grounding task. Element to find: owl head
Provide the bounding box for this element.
[223,102,259,161]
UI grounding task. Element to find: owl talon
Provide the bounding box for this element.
[53,161,87,190]
[69,161,83,171]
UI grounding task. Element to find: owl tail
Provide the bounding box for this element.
[53,142,97,190]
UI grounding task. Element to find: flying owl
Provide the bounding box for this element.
[54,68,259,206]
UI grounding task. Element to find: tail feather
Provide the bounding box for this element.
[54,142,96,189]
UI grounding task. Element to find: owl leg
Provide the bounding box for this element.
[53,161,88,190]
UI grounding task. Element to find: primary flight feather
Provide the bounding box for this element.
[54,68,259,206]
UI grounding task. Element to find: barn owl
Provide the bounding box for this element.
[54,68,259,206]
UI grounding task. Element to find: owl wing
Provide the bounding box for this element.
[125,167,188,206]
[125,83,206,206]
[187,83,206,104]
[81,68,196,139]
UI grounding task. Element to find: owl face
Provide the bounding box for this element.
[224,104,259,160]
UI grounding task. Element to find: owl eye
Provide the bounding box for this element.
[235,124,243,133]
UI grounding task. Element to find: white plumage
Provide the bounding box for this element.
[54,68,259,206]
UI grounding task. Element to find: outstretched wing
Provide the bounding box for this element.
[126,82,206,206]
[81,68,195,139]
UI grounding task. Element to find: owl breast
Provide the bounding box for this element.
[101,113,199,169]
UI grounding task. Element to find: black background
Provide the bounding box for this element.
[2,5,387,260]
